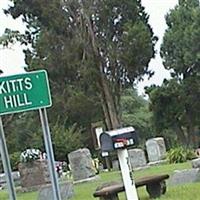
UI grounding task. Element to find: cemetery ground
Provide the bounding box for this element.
[1,162,200,199]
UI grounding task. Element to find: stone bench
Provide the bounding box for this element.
[93,174,169,200]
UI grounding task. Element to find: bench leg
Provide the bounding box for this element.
[99,194,119,200]
[146,181,166,198]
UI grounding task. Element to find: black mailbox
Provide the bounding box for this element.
[100,127,137,152]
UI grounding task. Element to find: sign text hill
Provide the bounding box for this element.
[0,70,52,115]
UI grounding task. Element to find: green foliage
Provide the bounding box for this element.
[4,112,43,154]
[9,151,21,171]
[167,147,196,164]
[147,0,200,147]
[0,152,21,172]
[161,0,200,77]
[52,123,85,161]
[0,0,157,158]
[0,28,24,47]
[65,90,103,127]
[1,0,156,116]
[121,88,154,142]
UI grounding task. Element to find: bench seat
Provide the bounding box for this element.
[93,174,169,199]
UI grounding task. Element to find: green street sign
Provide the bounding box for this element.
[0,70,52,115]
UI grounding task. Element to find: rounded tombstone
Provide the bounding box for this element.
[146,137,166,163]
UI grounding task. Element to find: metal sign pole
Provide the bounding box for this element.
[0,117,17,200]
[39,108,61,200]
[117,149,138,200]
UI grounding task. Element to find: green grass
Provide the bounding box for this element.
[1,162,199,200]
[0,190,37,200]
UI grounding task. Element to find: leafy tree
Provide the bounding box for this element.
[120,88,154,144]
[51,123,85,161]
[146,81,187,145]
[2,0,157,130]
[161,0,200,78]
[3,112,43,153]
[147,0,200,147]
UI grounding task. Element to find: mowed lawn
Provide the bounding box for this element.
[1,162,200,200]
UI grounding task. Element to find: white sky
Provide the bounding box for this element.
[0,0,26,75]
[137,0,178,95]
[0,0,178,94]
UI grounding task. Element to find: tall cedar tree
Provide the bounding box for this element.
[3,0,157,130]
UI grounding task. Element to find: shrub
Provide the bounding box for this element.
[52,123,85,161]
[186,148,197,160]
[167,147,196,164]
[10,152,21,171]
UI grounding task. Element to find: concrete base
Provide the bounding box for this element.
[74,175,100,184]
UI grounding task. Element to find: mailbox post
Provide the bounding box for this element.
[100,127,139,200]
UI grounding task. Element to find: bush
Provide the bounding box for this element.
[10,152,21,171]
[0,152,21,172]
[52,123,85,161]
[167,147,196,164]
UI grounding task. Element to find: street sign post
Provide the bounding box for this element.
[0,70,61,200]
[0,117,16,200]
[39,108,61,200]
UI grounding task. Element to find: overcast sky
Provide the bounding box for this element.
[0,0,178,94]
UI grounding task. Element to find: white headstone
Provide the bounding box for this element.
[95,127,103,149]
[192,158,200,168]
[146,137,166,162]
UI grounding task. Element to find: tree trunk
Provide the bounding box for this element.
[174,119,187,145]
[187,124,197,147]
[83,8,121,130]
[185,105,198,147]
[99,74,121,129]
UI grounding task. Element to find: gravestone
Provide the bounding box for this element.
[146,137,166,163]
[18,160,50,190]
[112,160,120,171]
[68,148,96,182]
[38,181,73,200]
[128,148,147,169]
[192,158,200,168]
[169,169,200,185]
[0,171,20,185]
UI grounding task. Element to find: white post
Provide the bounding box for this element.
[117,149,138,200]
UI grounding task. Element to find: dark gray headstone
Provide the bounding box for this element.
[68,148,96,181]
[18,160,50,190]
[38,182,73,200]
[128,148,147,169]
[112,160,120,171]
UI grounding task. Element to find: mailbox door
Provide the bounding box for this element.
[100,134,114,152]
